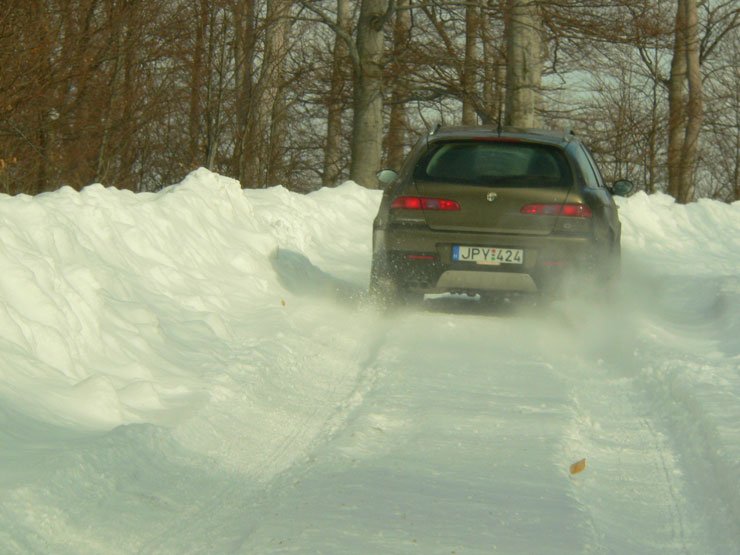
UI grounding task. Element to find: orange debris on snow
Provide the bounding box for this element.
[569,458,587,475]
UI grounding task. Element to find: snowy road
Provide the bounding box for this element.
[233,288,736,554]
[1,170,739,553]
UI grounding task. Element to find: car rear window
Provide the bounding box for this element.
[413,141,572,187]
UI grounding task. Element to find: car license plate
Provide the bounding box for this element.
[452,245,524,265]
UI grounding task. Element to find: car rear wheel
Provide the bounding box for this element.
[369,255,424,308]
[369,255,402,305]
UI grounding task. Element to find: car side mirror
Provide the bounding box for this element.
[611,179,634,196]
[376,169,398,187]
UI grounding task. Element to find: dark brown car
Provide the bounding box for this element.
[369,126,633,303]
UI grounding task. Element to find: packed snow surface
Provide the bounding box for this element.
[1,168,739,554]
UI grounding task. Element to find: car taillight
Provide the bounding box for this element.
[520,203,592,218]
[391,196,460,211]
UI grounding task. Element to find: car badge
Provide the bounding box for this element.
[486,192,498,202]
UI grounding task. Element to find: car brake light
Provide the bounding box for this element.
[520,203,592,218]
[391,196,460,211]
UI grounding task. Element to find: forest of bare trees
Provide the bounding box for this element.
[1,0,738,202]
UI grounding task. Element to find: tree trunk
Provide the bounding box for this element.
[233,0,257,186]
[385,0,410,170]
[667,0,687,200]
[323,0,351,186]
[503,0,542,128]
[204,13,228,171]
[481,1,505,125]
[735,84,740,201]
[350,0,394,188]
[678,0,702,204]
[646,45,660,194]
[667,0,702,204]
[263,0,292,186]
[462,0,480,125]
[188,0,208,170]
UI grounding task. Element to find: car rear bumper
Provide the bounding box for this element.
[374,226,599,294]
[436,270,538,293]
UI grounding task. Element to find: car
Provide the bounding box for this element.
[369,126,634,304]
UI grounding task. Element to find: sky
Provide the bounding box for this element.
[1,168,739,554]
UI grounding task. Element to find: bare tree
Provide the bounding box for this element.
[462,0,480,124]
[350,0,395,187]
[385,0,411,169]
[263,0,293,186]
[504,0,542,127]
[481,1,507,125]
[1,0,737,198]
[231,0,295,188]
[667,0,703,203]
[323,0,352,185]
[187,1,206,169]
[232,0,257,185]
[699,3,740,201]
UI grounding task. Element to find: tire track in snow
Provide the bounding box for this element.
[623,273,740,550]
[556,280,740,554]
[237,305,599,553]
[642,416,689,551]
[559,366,696,554]
[234,295,731,553]
[633,353,740,551]
[136,301,391,554]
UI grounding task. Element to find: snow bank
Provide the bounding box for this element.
[1,169,740,553]
[617,191,740,276]
[0,168,378,430]
[2,172,738,433]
